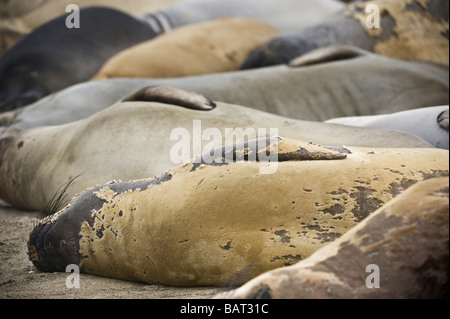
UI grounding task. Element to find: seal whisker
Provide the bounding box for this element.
[40,173,83,218]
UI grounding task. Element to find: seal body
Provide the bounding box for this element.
[242,0,449,69]
[216,177,449,298]
[144,0,345,33]
[0,0,183,55]
[0,87,437,211]
[91,18,280,80]
[27,138,449,286]
[326,106,450,150]
[5,47,448,129]
[0,7,158,112]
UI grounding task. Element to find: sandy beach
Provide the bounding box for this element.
[0,200,227,299]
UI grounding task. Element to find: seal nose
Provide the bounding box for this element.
[27,200,86,273]
[27,221,60,272]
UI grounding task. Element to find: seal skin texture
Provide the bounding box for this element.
[216,177,449,299]
[242,0,449,69]
[27,137,449,287]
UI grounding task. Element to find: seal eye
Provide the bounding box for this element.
[122,85,216,111]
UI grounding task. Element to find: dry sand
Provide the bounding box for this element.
[0,200,227,299]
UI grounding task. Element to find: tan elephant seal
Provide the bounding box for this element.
[90,18,280,80]
[215,177,449,299]
[0,86,438,211]
[27,137,449,287]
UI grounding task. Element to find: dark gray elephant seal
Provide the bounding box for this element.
[242,0,449,69]
[27,137,449,286]
[0,7,159,112]
[3,46,448,129]
[326,106,450,150]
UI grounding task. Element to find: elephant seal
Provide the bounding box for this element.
[0,0,183,56]
[326,105,450,150]
[141,0,345,33]
[242,0,449,69]
[5,46,449,128]
[0,86,437,211]
[26,137,449,286]
[0,7,159,112]
[91,18,280,80]
[216,177,449,298]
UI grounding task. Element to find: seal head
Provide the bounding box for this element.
[27,173,173,272]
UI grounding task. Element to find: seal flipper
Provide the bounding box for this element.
[122,86,216,111]
[191,136,347,171]
[438,109,449,131]
[289,45,368,68]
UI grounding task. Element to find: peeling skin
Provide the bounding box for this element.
[217,177,449,298]
[348,0,449,65]
[28,138,449,287]
[94,187,118,202]
[192,137,347,171]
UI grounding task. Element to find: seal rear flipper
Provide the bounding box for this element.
[288,45,368,68]
[122,86,216,111]
[438,109,449,131]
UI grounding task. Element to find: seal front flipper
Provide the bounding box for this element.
[192,136,347,171]
[122,85,216,110]
[288,45,368,68]
[438,109,449,131]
